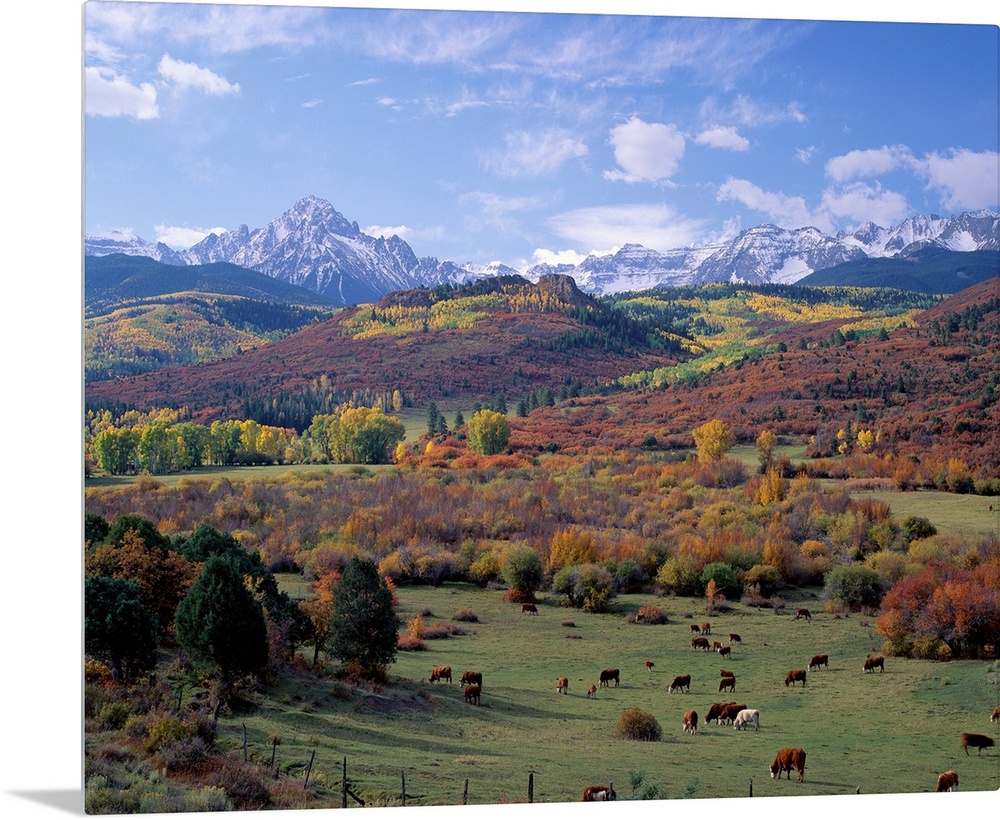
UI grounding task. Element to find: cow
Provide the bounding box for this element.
[668,674,691,693]
[719,675,736,693]
[733,708,760,731]
[556,676,569,694]
[705,702,736,724]
[581,785,616,802]
[464,683,481,705]
[429,665,452,684]
[692,636,710,651]
[712,640,722,651]
[683,709,698,735]
[863,655,884,673]
[729,633,742,644]
[521,603,538,615]
[992,705,1000,723]
[690,623,701,634]
[794,608,812,621]
[770,747,806,782]
[720,669,734,678]
[808,653,829,671]
[701,622,711,635]
[961,733,995,755]
[718,645,732,659]
[720,702,747,725]
[785,669,807,687]
[460,670,483,688]
[935,770,959,792]
[599,668,620,688]
[644,660,655,672]
[587,684,597,699]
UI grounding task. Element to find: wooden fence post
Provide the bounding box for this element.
[342,756,348,808]
[528,771,534,803]
[401,770,406,806]
[463,778,469,805]
[749,778,753,797]
[304,750,315,789]
[242,724,248,762]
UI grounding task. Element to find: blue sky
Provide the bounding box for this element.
[85,1,999,271]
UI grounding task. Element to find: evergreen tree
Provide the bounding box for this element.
[85,576,159,683]
[329,557,398,680]
[426,403,441,436]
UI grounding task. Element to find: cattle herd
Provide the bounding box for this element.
[424,606,997,798]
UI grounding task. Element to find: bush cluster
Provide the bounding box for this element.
[615,707,662,741]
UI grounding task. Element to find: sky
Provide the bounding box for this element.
[83,1,999,271]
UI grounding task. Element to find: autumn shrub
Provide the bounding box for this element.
[911,636,952,661]
[615,707,662,742]
[552,563,615,612]
[468,550,503,586]
[742,564,784,597]
[656,555,701,596]
[451,608,479,622]
[422,623,465,639]
[396,634,427,651]
[700,562,740,598]
[96,701,131,731]
[146,716,195,753]
[157,737,210,773]
[209,757,272,811]
[635,605,668,625]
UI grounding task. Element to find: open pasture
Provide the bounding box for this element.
[226,582,999,807]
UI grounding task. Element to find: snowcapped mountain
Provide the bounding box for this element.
[84,198,999,304]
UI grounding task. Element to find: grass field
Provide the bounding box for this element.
[212,582,1000,808]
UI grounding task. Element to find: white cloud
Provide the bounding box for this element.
[363,224,412,240]
[483,129,588,178]
[154,224,228,249]
[531,248,589,267]
[700,95,807,128]
[604,117,685,184]
[795,146,818,164]
[695,126,749,152]
[918,149,1000,210]
[460,191,542,235]
[716,177,821,230]
[85,66,159,119]
[825,145,912,183]
[819,182,911,227]
[157,54,240,96]
[546,203,705,251]
[301,99,322,109]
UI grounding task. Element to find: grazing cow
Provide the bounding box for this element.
[587,684,597,699]
[557,676,569,694]
[599,668,620,687]
[863,655,885,673]
[701,622,711,635]
[683,710,698,735]
[720,669,734,678]
[808,653,829,671]
[644,660,655,672]
[992,705,1000,723]
[733,708,760,731]
[464,684,481,705]
[690,623,701,634]
[770,747,806,782]
[429,665,452,684]
[785,669,807,687]
[581,785,616,802]
[729,633,742,644]
[692,636,710,651]
[521,603,538,615]
[719,675,736,693]
[935,770,959,792]
[668,674,691,693]
[706,702,736,724]
[712,640,722,651]
[460,670,483,688]
[718,645,732,660]
[720,703,747,725]
[794,608,812,621]
[961,733,995,755]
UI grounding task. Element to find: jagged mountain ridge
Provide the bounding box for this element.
[85,196,999,305]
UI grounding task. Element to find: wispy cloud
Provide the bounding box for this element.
[85,66,159,119]
[460,191,542,235]
[604,117,685,184]
[157,54,240,96]
[546,203,706,251]
[482,128,588,178]
[700,94,807,129]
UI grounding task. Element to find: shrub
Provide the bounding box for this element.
[552,563,615,612]
[96,701,131,731]
[635,605,668,625]
[824,564,886,612]
[742,564,784,598]
[157,737,210,772]
[615,707,662,741]
[656,555,701,596]
[700,562,740,598]
[145,716,194,753]
[210,757,272,811]
[396,634,427,651]
[451,608,479,623]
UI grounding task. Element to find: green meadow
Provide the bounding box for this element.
[210,583,999,807]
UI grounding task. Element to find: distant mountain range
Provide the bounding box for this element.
[85,196,999,306]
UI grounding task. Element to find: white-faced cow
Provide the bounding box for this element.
[587,684,597,698]
[718,645,732,660]
[683,709,698,735]
[706,702,736,724]
[992,705,1000,723]
[719,675,736,693]
[556,676,569,694]
[581,785,616,801]
[701,622,711,635]
[733,708,760,731]
[668,674,691,693]
[644,660,655,672]
[808,653,828,671]
[785,669,807,687]
[770,747,806,782]
[935,770,959,792]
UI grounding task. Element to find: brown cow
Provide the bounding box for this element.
[690,623,701,633]
[460,670,483,687]
[587,684,597,698]
[719,675,736,693]
[712,640,722,651]
[668,674,691,693]
[961,733,995,755]
[556,676,569,694]
[785,669,807,687]
[701,622,711,635]
[599,668,619,687]
[863,655,884,673]
[770,747,806,782]
[720,702,747,725]
[521,603,538,615]
[581,785,616,801]
[935,770,959,792]
[794,608,812,620]
[720,669,734,678]
[706,702,737,724]
[692,636,710,651]
[718,645,732,659]
[992,705,1000,723]
[808,653,828,671]
[644,660,655,672]
[683,709,698,735]
[429,665,452,683]
[464,684,481,705]
[729,633,742,644]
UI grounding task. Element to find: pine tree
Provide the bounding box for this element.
[329,557,398,680]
